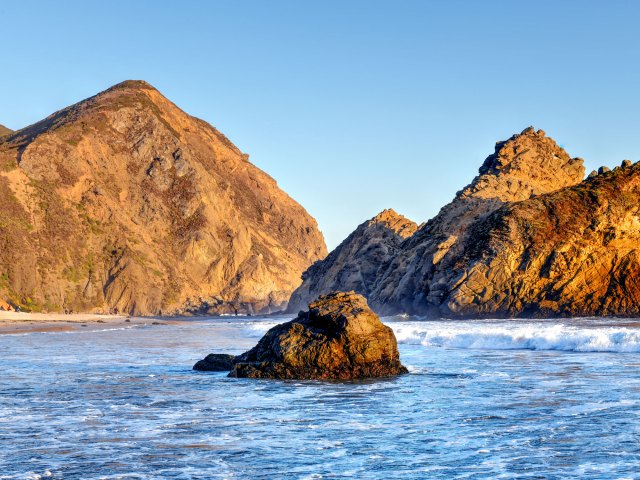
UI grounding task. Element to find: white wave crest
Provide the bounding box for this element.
[389,322,640,353]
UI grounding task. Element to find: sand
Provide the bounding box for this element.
[0,311,171,335]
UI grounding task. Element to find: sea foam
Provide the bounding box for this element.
[389,322,640,353]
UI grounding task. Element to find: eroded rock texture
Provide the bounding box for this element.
[226,291,408,379]
[289,127,617,318]
[442,161,640,317]
[0,80,327,314]
[287,209,417,312]
[371,127,585,314]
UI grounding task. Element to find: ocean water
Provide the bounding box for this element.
[2,317,640,479]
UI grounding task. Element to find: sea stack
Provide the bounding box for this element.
[195,291,408,380]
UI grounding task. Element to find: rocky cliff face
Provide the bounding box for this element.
[441,160,640,317]
[289,127,605,318]
[371,127,585,314]
[0,80,327,314]
[286,209,417,312]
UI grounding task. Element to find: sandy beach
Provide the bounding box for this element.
[0,311,174,335]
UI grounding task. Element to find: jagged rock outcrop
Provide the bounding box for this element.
[371,127,585,314]
[289,127,594,317]
[440,160,640,317]
[0,124,12,137]
[0,80,327,314]
[211,291,407,379]
[287,209,417,312]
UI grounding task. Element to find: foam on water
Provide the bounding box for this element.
[389,321,640,352]
[2,316,640,478]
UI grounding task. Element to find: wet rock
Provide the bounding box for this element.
[228,291,408,380]
[193,353,238,371]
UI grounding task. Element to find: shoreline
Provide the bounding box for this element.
[0,311,175,335]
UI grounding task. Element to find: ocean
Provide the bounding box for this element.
[2,316,640,479]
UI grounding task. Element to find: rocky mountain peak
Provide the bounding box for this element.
[0,81,327,315]
[368,208,418,238]
[468,126,585,203]
[286,209,417,312]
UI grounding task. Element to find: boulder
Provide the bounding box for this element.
[198,291,407,380]
[193,353,237,371]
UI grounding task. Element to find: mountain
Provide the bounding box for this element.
[0,124,12,136]
[440,160,640,317]
[287,209,417,312]
[371,127,585,314]
[0,80,327,314]
[289,127,599,318]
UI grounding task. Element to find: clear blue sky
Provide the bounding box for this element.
[1,0,639,249]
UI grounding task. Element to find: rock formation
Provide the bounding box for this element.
[0,124,12,137]
[287,209,417,312]
[201,291,407,379]
[289,127,606,318]
[371,127,585,314]
[0,80,327,314]
[440,160,640,317]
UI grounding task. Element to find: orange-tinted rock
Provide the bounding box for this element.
[0,81,327,314]
[287,209,417,312]
[228,291,407,379]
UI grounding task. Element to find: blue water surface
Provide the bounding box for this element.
[1,317,640,479]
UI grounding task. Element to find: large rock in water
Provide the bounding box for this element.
[287,209,418,312]
[221,291,407,379]
[0,80,327,315]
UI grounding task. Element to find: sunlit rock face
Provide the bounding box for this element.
[229,291,408,380]
[287,209,417,313]
[0,80,327,315]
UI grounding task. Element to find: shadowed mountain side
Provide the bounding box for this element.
[0,80,327,315]
[286,209,417,312]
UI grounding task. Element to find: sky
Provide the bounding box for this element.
[1,0,639,249]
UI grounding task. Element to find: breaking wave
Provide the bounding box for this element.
[389,322,640,353]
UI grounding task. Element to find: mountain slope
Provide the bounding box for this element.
[371,127,585,314]
[0,80,327,314]
[287,209,417,312]
[441,161,640,317]
[0,124,12,137]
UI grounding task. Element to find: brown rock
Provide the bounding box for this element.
[287,209,417,312]
[306,127,585,315]
[228,291,408,379]
[622,159,632,168]
[442,163,640,317]
[0,124,12,137]
[193,354,238,371]
[0,80,327,314]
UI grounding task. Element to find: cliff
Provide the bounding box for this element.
[441,160,640,317]
[287,209,417,312]
[289,127,611,318]
[0,80,327,314]
[371,127,585,314]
